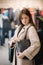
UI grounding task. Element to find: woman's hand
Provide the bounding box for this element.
[9,37,20,47]
[9,37,15,47]
[17,52,24,59]
[14,37,20,42]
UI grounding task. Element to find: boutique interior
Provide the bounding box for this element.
[0,0,43,65]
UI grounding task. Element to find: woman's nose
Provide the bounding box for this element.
[22,19,26,22]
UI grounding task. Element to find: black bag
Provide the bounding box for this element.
[15,25,31,59]
[16,39,30,52]
[9,46,14,63]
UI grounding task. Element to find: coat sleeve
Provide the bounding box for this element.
[23,26,41,60]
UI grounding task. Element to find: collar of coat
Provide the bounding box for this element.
[17,23,31,36]
[23,23,31,30]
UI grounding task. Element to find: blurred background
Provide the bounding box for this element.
[0,0,43,65]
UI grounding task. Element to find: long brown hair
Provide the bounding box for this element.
[18,8,34,27]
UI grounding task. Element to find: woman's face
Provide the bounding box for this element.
[21,14,30,26]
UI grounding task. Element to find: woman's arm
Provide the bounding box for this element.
[23,26,41,60]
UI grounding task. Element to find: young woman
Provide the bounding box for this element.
[10,8,40,65]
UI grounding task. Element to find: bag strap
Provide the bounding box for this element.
[25,25,32,39]
[17,24,32,38]
[17,26,23,37]
[15,47,17,65]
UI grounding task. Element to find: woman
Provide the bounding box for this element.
[10,8,40,65]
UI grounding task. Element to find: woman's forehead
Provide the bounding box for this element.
[21,14,29,18]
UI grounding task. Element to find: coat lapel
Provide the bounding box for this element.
[18,28,25,37]
[18,24,31,37]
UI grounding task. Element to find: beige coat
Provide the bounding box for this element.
[12,24,40,65]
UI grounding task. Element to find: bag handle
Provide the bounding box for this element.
[25,25,32,39]
[17,24,32,38]
[17,26,23,37]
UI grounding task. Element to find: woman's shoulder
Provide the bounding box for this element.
[29,25,35,29]
[25,23,35,30]
[27,25,36,32]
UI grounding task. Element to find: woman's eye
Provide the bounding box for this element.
[21,18,23,20]
[25,17,27,19]
[21,17,27,20]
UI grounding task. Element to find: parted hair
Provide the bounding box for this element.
[18,8,34,27]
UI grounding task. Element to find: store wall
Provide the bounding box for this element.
[0,0,43,12]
